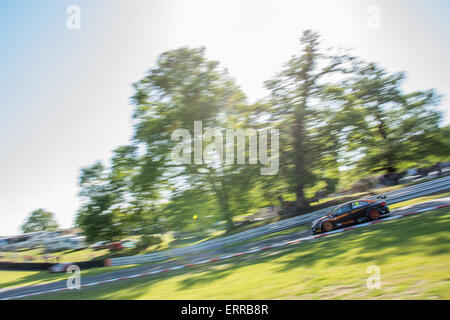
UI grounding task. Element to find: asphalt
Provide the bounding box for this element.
[1,196,449,300]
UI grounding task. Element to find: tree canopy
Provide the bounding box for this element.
[22,209,59,234]
[75,31,448,243]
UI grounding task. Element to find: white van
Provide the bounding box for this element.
[23,231,52,249]
[44,236,86,252]
[0,231,53,251]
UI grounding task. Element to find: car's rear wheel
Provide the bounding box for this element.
[369,208,381,220]
[322,221,334,232]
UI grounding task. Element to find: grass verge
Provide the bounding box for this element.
[21,206,450,300]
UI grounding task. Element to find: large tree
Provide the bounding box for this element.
[75,145,164,243]
[264,30,353,209]
[76,162,121,243]
[130,46,258,231]
[75,33,448,240]
[75,47,260,237]
[22,209,59,233]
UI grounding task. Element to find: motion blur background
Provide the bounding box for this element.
[1,0,449,237]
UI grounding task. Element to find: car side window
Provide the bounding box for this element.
[333,204,351,216]
[341,203,352,214]
[352,201,368,209]
[334,208,342,216]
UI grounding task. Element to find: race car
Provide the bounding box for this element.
[311,197,390,234]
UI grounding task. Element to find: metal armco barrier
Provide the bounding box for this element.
[0,259,105,271]
[111,175,450,266]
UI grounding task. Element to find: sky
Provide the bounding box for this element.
[0,0,449,236]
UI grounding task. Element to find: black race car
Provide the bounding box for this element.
[311,198,390,234]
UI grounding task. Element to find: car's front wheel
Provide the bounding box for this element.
[322,221,334,232]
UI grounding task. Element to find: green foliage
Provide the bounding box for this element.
[76,162,123,243]
[75,31,448,242]
[22,209,59,234]
[326,62,443,173]
[130,46,257,231]
[264,30,354,208]
[162,189,219,233]
[137,235,162,249]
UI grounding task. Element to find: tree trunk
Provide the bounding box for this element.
[293,97,310,210]
[210,177,234,232]
[296,185,309,209]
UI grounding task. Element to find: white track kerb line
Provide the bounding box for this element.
[2,203,449,300]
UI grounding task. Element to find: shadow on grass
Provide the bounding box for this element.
[171,209,450,293]
[0,271,64,290]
